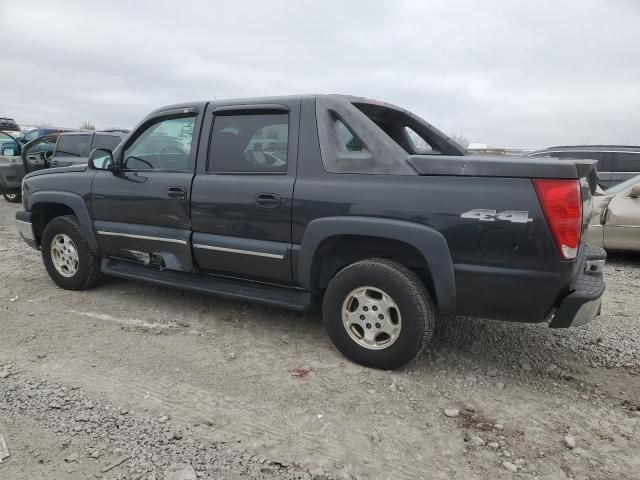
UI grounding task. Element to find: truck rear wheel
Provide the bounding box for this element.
[322,258,435,369]
[41,215,101,290]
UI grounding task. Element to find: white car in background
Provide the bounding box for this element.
[586,174,640,251]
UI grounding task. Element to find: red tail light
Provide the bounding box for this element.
[533,179,582,260]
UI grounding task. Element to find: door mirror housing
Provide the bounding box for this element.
[628,184,640,198]
[88,148,115,171]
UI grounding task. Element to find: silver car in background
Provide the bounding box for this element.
[586,174,640,251]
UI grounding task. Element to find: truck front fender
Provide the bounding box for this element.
[298,216,456,313]
[28,190,98,252]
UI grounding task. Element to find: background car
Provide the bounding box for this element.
[21,133,60,173]
[47,130,125,168]
[21,130,126,172]
[2,130,127,204]
[527,145,640,188]
[0,131,24,202]
[0,117,20,132]
[586,174,640,251]
[18,127,71,144]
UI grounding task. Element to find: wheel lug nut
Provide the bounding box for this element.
[378,314,384,320]
[375,323,381,329]
[366,323,371,329]
[360,315,365,320]
[372,306,378,311]
[363,306,368,312]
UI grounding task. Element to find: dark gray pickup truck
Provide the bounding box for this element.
[15,95,606,369]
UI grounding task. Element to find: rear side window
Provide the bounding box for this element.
[613,152,640,172]
[334,119,363,152]
[209,113,289,173]
[56,135,91,157]
[92,134,121,151]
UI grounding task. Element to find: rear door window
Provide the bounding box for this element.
[209,113,289,173]
[56,135,92,158]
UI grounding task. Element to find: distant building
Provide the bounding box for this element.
[467,143,506,155]
[466,143,532,156]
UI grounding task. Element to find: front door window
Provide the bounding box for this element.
[123,116,195,172]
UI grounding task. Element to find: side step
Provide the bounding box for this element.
[101,258,313,311]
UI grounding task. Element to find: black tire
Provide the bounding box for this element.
[3,191,21,203]
[41,215,101,290]
[322,258,435,369]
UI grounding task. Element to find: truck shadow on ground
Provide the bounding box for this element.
[96,272,638,380]
[606,251,640,266]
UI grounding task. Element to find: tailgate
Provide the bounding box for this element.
[407,154,598,180]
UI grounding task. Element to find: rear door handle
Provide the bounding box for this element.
[167,186,186,199]
[255,193,281,208]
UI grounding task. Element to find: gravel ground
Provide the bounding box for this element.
[1,200,639,479]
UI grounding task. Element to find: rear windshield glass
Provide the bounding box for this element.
[353,102,439,155]
[93,134,122,151]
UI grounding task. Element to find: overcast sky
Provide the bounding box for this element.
[2,0,639,148]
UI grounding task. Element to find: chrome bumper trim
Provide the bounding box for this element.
[96,231,187,245]
[193,244,284,259]
[16,219,35,241]
[585,259,605,273]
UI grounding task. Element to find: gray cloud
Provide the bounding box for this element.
[2,0,639,148]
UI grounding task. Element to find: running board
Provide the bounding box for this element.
[101,258,313,311]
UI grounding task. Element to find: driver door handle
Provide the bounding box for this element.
[255,192,281,208]
[167,186,186,199]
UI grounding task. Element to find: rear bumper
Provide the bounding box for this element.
[549,244,606,328]
[15,210,39,250]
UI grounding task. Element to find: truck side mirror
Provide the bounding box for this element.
[628,184,640,198]
[88,148,115,171]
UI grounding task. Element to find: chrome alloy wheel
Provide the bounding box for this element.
[341,286,402,350]
[50,233,79,278]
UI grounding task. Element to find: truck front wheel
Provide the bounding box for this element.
[41,215,101,290]
[322,258,435,369]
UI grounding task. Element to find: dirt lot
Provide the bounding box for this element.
[1,200,639,480]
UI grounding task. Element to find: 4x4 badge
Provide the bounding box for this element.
[461,209,532,223]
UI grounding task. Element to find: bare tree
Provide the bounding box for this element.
[450,133,470,149]
[79,121,96,131]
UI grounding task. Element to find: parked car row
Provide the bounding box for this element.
[527,145,640,188]
[0,128,126,203]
